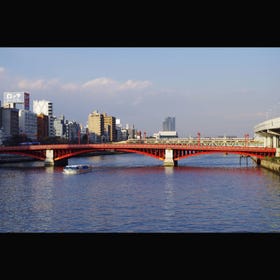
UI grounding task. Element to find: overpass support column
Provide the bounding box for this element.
[263,137,267,147]
[273,136,279,148]
[45,149,54,166]
[164,149,178,167]
[265,136,273,147]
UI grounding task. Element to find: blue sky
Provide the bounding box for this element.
[0,47,280,137]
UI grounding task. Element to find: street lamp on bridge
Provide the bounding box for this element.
[244,133,249,147]
[197,132,201,146]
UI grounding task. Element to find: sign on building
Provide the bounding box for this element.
[3,92,30,110]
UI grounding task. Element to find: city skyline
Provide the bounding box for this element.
[0,48,280,137]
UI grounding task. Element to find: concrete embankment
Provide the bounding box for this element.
[252,157,280,174]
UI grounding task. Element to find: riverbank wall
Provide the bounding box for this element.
[252,156,280,174]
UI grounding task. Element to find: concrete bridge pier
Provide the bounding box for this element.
[44,149,68,166]
[45,149,54,166]
[163,149,178,167]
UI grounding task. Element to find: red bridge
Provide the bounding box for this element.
[0,143,276,166]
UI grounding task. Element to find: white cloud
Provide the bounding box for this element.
[6,72,153,94]
[3,71,153,101]
[118,80,152,91]
[60,82,79,91]
[81,77,152,93]
[18,79,46,90]
[82,77,117,89]
[17,78,60,91]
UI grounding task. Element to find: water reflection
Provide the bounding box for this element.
[164,166,174,175]
[163,167,175,227]
[31,185,53,231]
[1,153,280,232]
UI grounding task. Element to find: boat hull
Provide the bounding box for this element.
[63,164,93,175]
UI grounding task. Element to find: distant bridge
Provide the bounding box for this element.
[0,143,276,166]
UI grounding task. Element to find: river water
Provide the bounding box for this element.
[0,153,280,232]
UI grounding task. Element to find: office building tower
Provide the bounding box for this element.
[37,113,49,141]
[1,107,19,137]
[54,115,66,138]
[65,120,80,143]
[88,111,104,142]
[33,100,54,137]
[103,113,116,142]
[18,109,37,140]
[163,116,175,131]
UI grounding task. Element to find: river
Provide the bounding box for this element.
[0,153,280,232]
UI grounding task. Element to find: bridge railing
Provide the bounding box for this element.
[127,138,264,147]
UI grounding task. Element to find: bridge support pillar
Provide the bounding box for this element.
[44,149,68,166]
[163,149,178,167]
[45,149,54,166]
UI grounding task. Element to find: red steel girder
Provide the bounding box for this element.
[0,143,276,162]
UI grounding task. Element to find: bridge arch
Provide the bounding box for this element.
[54,148,165,162]
[53,149,99,161]
[114,148,165,161]
[53,148,269,164]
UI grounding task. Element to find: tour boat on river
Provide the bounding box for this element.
[63,164,93,175]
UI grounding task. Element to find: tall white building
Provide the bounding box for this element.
[33,100,54,137]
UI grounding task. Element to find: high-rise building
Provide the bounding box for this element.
[88,111,104,142]
[18,109,37,140]
[103,113,116,142]
[116,118,126,141]
[54,115,66,138]
[127,124,136,139]
[36,113,49,141]
[33,100,54,137]
[65,120,80,143]
[163,116,175,131]
[1,107,19,137]
[87,111,118,142]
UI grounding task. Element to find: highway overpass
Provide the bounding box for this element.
[254,117,280,148]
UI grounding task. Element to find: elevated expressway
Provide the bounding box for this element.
[254,117,280,150]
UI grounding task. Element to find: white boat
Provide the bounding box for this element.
[63,164,93,174]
